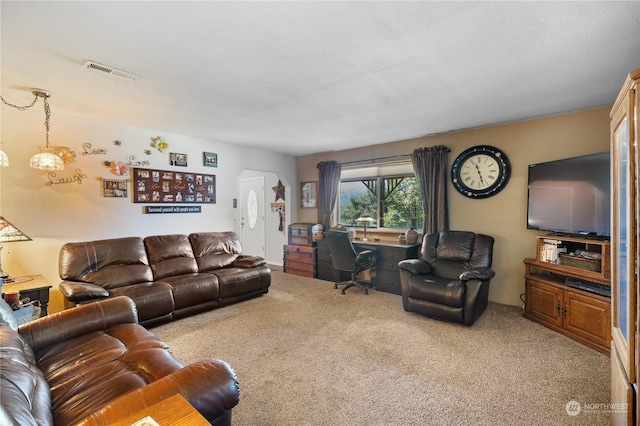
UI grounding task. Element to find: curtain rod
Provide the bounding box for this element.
[339,154,412,167]
[338,146,451,167]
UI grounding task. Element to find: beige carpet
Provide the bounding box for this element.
[152,269,611,425]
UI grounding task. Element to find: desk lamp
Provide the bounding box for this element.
[355,217,375,242]
[0,217,32,280]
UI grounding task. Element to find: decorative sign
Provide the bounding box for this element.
[133,167,216,204]
[81,142,107,156]
[46,168,87,186]
[143,205,202,214]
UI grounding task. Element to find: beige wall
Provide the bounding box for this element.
[296,106,611,307]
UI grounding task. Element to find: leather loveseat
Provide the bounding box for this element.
[0,295,240,425]
[59,231,270,327]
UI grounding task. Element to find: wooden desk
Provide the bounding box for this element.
[104,393,210,426]
[2,275,52,316]
[316,239,420,294]
[354,241,421,294]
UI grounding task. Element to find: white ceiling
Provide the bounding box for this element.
[1,1,639,157]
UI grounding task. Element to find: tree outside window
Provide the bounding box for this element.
[339,175,423,230]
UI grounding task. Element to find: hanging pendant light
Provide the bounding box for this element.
[0,89,64,171]
[29,90,63,171]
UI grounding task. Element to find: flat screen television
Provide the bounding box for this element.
[527,152,611,238]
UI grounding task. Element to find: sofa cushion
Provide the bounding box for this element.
[407,275,465,308]
[108,282,174,323]
[158,273,219,310]
[144,234,199,279]
[0,326,53,426]
[34,323,183,426]
[189,231,242,271]
[214,267,271,299]
[59,237,153,289]
[436,231,475,261]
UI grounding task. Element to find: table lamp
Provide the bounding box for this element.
[355,216,375,242]
[0,217,32,280]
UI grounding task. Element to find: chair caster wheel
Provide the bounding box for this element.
[334,283,338,289]
[364,290,369,295]
[341,290,346,295]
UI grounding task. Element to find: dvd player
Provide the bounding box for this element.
[565,278,611,297]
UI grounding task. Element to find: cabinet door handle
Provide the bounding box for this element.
[562,304,568,319]
[557,301,561,314]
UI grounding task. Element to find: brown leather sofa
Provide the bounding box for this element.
[0,295,239,425]
[398,231,495,326]
[59,231,271,327]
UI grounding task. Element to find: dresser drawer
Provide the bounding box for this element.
[374,270,401,295]
[376,247,409,271]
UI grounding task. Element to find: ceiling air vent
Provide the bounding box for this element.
[84,61,137,82]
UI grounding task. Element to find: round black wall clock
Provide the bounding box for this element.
[451,145,511,199]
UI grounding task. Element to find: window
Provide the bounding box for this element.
[338,162,423,230]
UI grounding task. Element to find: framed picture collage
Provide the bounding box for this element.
[133,167,216,204]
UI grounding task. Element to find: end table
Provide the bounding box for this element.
[2,275,52,317]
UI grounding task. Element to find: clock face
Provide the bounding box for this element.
[451,145,511,198]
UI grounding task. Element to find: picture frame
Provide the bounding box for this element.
[203,152,218,167]
[103,179,128,198]
[169,152,188,167]
[300,181,317,209]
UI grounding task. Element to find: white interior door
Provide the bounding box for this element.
[240,177,265,257]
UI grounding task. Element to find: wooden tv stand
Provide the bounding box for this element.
[523,235,611,355]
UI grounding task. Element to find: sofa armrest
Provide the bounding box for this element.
[76,359,240,426]
[232,254,266,268]
[459,267,495,282]
[398,259,432,275]
[18,296,138,352]
[59,280,109,303]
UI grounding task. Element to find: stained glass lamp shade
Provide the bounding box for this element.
[0,217,31,279]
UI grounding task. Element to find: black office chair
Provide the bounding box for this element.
[324,230,376,295]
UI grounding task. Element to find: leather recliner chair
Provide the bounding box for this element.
[398,231,495,326]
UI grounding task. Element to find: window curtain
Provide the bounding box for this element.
[411,145,450,234]
[316,161,342,230]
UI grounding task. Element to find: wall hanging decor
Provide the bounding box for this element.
[103,160,129,176]
[133,167,215,204]
[81,142,107,156]
[46,168,86,186]
[103,179,127,198]
[124,154,149,168]
[300,181,317,208]
[143,206,202,214]
[169,152,188,167]
[272,179,285,202]
[203,152,218,167]
[51,146,76,164]
[150,136,169,153]
[271,202,286,231]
